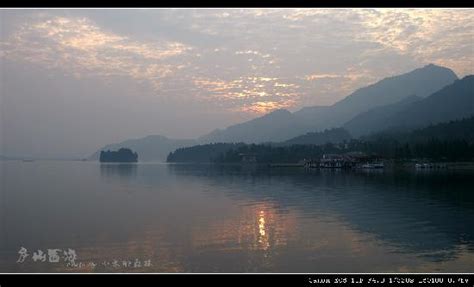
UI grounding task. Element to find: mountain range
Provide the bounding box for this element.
[282,128,352,146]
[199,64,459,143]
[91,64,473,161]
[343,95,422,137]
[371,75,474,131]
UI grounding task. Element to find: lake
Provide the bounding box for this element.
[1,161,474,272]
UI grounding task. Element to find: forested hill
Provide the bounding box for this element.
[167,117,474,163]
[366,116,474,142]
[167,143,246,163]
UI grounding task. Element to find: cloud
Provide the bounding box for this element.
[305,74,342,81]
[1,16,192,90]
[235,50,271,58]
[2,9,473,115]
[351,9,474,75]
[236,100,298,114]
[192,75,300,113]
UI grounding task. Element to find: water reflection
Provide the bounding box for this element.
[258,210,268,250]
[167,164,474,264]
[1,161,474,272]
[100,163,137,180]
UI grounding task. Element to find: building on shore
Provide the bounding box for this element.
[319,154,356,168]
[304,152,382,169]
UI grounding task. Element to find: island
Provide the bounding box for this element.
[99,148,138,163]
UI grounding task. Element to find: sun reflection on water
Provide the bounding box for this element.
[258,210,270,250]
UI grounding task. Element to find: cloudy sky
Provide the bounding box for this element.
[1,8,473,158]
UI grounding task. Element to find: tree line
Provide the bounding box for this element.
[167,117,474,163]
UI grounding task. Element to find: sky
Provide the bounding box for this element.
[1,8,473,158]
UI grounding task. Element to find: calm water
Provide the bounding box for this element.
[1,161,474,272]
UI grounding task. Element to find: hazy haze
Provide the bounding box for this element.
[1,8,473,158]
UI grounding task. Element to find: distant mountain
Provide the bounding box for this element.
[199,64,458,144]
[89,135,196,162]
[198,109,313,144]
[294,64,458,128]
[344,95,422,137]
[283,128,352,145]
[366,75,474,133]
[293,105,331,122]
